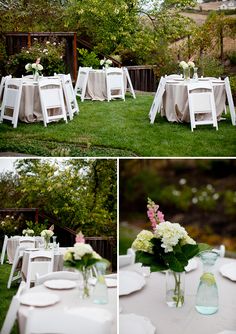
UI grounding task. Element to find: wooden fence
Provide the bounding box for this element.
[126,65,157,92]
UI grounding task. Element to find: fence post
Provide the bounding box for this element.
[27,32,31,48]
[73,32,77,81]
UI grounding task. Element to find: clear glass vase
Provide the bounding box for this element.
[166,270,185,308]
[79,268,91,299]
[195,251,219,315]
[183,67,190,81]
[33,71,39,81]
[92,262,108,304]
[193,67,198,81]
[44,237,50,250]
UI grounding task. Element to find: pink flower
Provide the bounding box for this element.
[49,224,54,231]
[75,231,85,243]
[157,211,165,222]
[36,57,41,64]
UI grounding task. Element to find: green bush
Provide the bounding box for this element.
[6,39,66,77]
[199,56,224,78]
[25,220,48,236]
[228,51,236,66]
[77,48,100,68]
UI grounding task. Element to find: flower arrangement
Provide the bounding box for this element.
[132,198,210,307]
[40,225,54,249]
[132,198,209,272]
[100,57,112,68]
[22,228,34,236]
[25,57,43,76]
[179,58,195,80]
[64,232,109,298]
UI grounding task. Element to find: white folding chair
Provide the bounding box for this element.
[119,248,135,268]
[0,75,12,106]
[224,77,235,126]
[38,78,67,127]
[105,67,125,102]
[0,78,23,128]
[35,270,80,285]
[0,281,26,334]
[74,67,91,102]
[187,81,218,131]
[165,74,183,79]
[1,235,8,265]
[25,307,113,334]
[122,67,136,99]
[19,237,35,248]
[61,74,79,120]
[26,250,54,289]
[7,245,27,289]
[149,76,166,124]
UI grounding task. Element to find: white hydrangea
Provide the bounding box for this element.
[154,221,188,253]
[132,230,154,253]
[73,243,93,260]
[179,61,188,69]
[41,229,54,238]
[188,61,195,68]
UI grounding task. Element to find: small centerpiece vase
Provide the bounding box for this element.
[183,67,190,81]
[166,270,185,308]
[80,267,91,299]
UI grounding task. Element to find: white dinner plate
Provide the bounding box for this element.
[44,279,77,290]
[185,258,198,272]
[20,292,60,307]
[89,277,117,288]
[25,248,39,251]
[119,271,145,296]
[120,314,156,334]
[219,262,236,281]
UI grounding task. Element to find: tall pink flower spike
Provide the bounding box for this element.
[49,224,54,231]
[147,198,165,230]
[36,58,41,64]
[76,231,85,243]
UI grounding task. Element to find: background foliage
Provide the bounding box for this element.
[0,159,117,238]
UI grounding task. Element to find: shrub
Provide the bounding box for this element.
[77,48,100,68]
[6,39,66,77]
[198,56,224,78]
[228,51,236,66]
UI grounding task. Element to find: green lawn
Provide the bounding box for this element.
[0,260,19,334]
[0,94,235,157]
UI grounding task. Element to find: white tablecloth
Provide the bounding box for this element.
[17,280,117,333]
[7,236,43,263]
[162,79,226,122]
[120,257,236,334]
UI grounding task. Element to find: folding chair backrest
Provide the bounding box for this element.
[0,78,22,128]
[26,250,54,288]
[38,78,67,127]
[1,235,8,265]
[187,81,218,131]
[122,67,136,99]
[74,67,91,102]
[35,270,80,285]
[61,74,79,120]
[7,245,26,288]
[0,75,12,103]
[0,282,26,334]
[149,76,166,124]
[224,76,235,126]
[105,67,125,101]
[19,237,35,248]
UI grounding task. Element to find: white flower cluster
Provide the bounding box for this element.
[179,60,195,69]
[40,229,54,238]
[22,228,34,236]
[25,63,43,72]
[63,242,101,262]
[154,221,195,253]
[100,58,112,68]
[132,230,154,253]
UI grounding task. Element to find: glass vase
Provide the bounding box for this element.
[195,251,219,315]
[166,270,185,308]
[44,237,50,250]
[80,268,91,299]
[193,67,198,81]
[33,71,39,81]
[183,67,190,81]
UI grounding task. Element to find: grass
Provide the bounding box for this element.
[0,259,19,334]
[0,94,236,157]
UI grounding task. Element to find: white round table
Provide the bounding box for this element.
[162,78,226,123]
[120,257,236,334]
